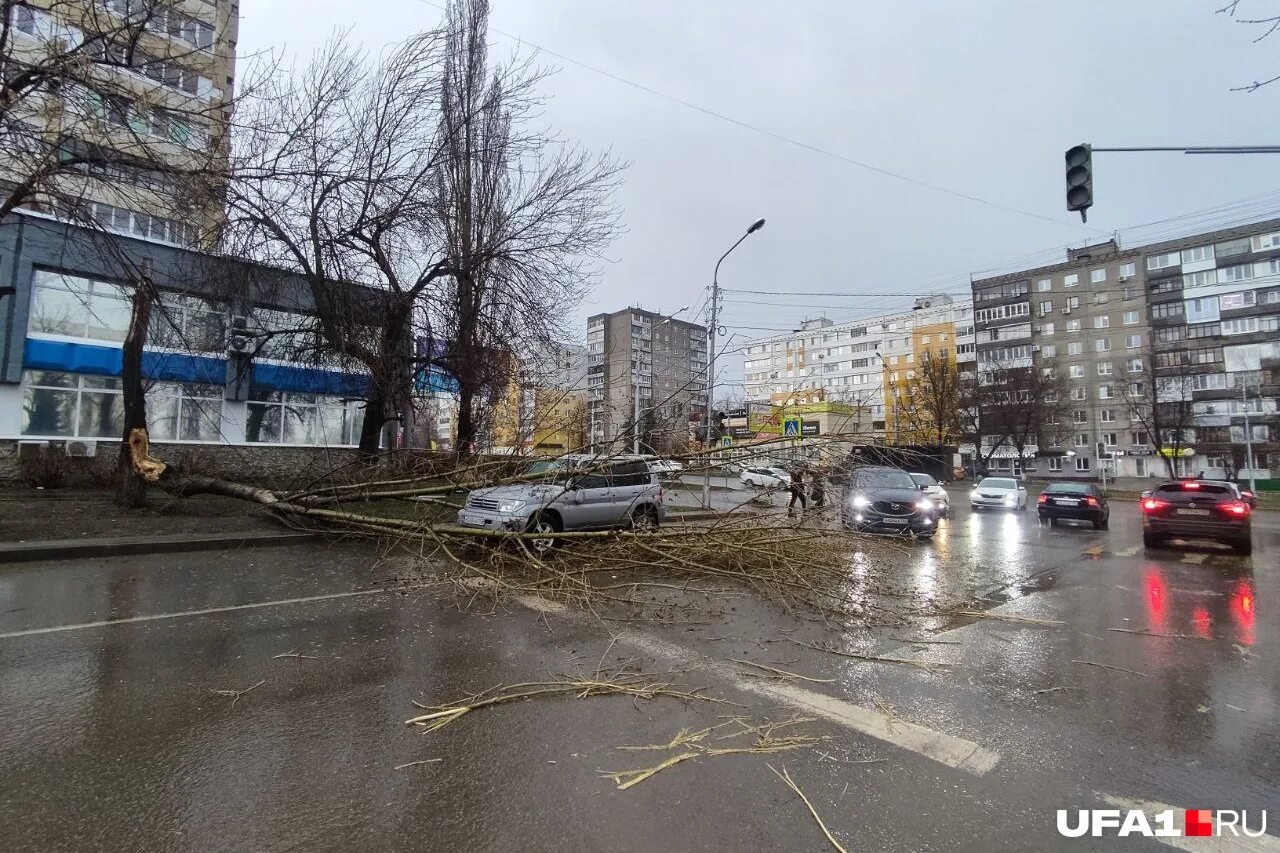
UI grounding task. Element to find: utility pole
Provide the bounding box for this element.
[703,218,765,509]
[1242,382,1258,493]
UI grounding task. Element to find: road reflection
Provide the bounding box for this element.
[1140,563,1256,646]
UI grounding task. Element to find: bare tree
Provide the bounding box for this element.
[978,359,1072,472]
[1120,342,1197,479]
[898,349,964,445]
[1217,0,1280,91]
[224,1,621,457]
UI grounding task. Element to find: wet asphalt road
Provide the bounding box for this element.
[0,500,1276,852]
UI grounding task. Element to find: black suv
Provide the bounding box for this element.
[1141,480,1253,555]
[840,466,940,537]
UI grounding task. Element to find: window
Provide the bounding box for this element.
[1120,262,1136,278]
[1222,315,1280,336]
[21,371,124,438]
[1150,301,1183,320]
[1065,296,1080,310]
[1129,382,1145,398]
[1041,344,1056,358]
[920,334,930,344]
[149,383,225,441]
[1147,253,1180,271]
[1075,432,1090,447]
[1182,270,1217,290]
[1038,300,1053,316]
[1250,232,1280,251]
[1097,362,1112,376]
[1131,430,1148,445]
[1185,296,1220,324]
[1220,291,1257,310]
[1187,322,1218,339]
[1181,245,1214,265]
[1069,365,1084,378]
[1125,334,1142,349]
[1041,322,1055,335]
[1037,278,1052,292]
[1064,273,1079,287]
[1218,264,1254,283]
[1090,269,1107,283]
[1099,409,1116,423]
[1127,358,1143,374]
[1066,319,1082,333]
[1154,326,1185,344]
[29,271,131,342]
[1122,285,1138,301]
[1094,316,1110,329]
[1149,277,1182,295]
[1048,457,1063,472]
[1071,386,1086,401]
[1094,338,1111,353]
[149,293,225,352]
[1092,291,1110,305]
[1072,410,1088,424]
[246,388,364,445]
[1098,384,1113,399]
[1101,432,1117,447]
[1123,310,1139,325]
[1044,390,1058,403]
[1068,342,1083,356]
[1075,457,1091,472]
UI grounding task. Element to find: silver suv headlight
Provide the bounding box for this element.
[497,499,527,513]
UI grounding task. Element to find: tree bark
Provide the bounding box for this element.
[116,283,153,508]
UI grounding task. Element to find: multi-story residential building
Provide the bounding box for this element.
[1,211,379,481]
[586,308,707,453]
[971,218,1280,482]
[3,0,239,244]
[741,295,976,442]
[488,343,588,455]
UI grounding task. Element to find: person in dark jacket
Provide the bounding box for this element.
[809,468,826,508]
[787,466,808,514]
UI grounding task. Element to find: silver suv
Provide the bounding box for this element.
[457,455,666,551]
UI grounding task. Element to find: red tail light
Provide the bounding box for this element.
[1142,498,1169,512]
[1084,496,1100,507]
[1221,501,1250,516]
[1184,482,1201,489]
[1037,494,1048,504]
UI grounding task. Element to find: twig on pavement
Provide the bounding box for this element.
[768,764,848,853]
[1072,659,1147,678]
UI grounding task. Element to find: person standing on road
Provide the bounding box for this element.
[787,466,808,515]
[809,468,826,508]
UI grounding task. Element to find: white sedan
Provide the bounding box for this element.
[739,466,791,489]
[648,459,685,478]
[909,472,950,515]
[970,477,1028,511]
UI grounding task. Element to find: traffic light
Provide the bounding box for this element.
[1065,144,1093,222]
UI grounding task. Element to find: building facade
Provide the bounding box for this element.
[741,295,976,443]
[587,308,707,453]
[1,212,373,478]
[488,343,588,455]
[971,218,1280,482]
[4,0,239,243]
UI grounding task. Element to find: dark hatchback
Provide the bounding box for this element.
[840,466,940,538]
[1037,482,1109,529]
[1141,480,1253,555]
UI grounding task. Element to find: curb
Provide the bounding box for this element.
[0,531,318,564]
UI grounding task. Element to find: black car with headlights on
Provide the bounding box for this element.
[840,466,940,537]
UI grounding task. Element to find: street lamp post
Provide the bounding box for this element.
[634,306,689,455]
[704,218,765,509]
[1242,382,1258,493]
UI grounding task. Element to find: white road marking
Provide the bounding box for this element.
[1182,554,1209,565]
[498,582,1000,776]
[0,584,437,640]
[1115,546,1142,557]
[1098,793,1280,852]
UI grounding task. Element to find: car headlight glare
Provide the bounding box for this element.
[916,499,934,511]
[850,494,870,508]
[497,499,527,513]
[1004,495,1016,505]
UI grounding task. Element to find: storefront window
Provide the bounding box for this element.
[246,385,363,445]
[149,382,225,441]
[29,271,132,342]
[22,371,123,438]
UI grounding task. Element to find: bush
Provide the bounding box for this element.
[20,446,68,489]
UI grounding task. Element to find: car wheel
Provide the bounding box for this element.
[1229,536,1253,556]
[631,506,660,533]
[1092,519,1104,531]
[1100,518,1109,530]
[525,513,562,556]
[1142,531,1161,549]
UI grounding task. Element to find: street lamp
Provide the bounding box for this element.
[634,306,689,455]
[704,218,765,508]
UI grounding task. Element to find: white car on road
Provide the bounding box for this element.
[647,459,684,479]
[909,472,950,515]
[970,477,1027,511]
[739,466,791,489]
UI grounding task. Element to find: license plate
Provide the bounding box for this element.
[1176,508,1210,516]
[883,518,908,525]
[462,514,486,525]
[1054,499,1081,506]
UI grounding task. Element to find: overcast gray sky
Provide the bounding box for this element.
[239,0,1280,391]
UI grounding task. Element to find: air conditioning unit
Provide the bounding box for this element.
[1061,307,1072,315]
[1118,275,1130,282]
[65,440,97,458]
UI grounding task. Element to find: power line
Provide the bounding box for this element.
[413,0,1106,235]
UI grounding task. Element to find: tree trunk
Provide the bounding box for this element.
[357,383,388,457]
[116,283,152,508]
[456,384,476,455]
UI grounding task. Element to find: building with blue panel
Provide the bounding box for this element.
[1,212,376,454]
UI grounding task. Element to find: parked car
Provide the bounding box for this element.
[458,456,665,554]
[970,477,1027,511]
[1036,482,1109,529]
[908,472,950,516]
[1141,480,1253,555]
[840,466,939,537]
[647,459,685,479]
[959,462,989,480]
[740,466,791,489]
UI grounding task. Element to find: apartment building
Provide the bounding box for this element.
[586,308,707,453]
[4,0,239,243]
[488,343,588,455]
[971,217,1280,482]
[741,295,976,441]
